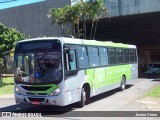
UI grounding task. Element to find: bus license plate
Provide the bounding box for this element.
[32,101,40,105]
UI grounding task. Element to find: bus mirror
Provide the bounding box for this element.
[64,46,70,53]
[4,51,10,55]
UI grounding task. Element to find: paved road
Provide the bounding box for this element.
[0,78,160,120]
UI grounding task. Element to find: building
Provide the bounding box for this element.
[0,0,70,38]
[1,0,160,73]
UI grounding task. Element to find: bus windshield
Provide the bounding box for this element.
[14,40,62,84]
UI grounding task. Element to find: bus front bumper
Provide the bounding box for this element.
[15,93,67,106]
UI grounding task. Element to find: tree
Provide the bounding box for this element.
[0,23,25,58]
[87,0,109,39]
[48,5,81,38]
[0,24,25,86]
[48,0,109,39]
[78,0,109,39]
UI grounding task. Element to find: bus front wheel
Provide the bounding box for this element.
[78,87,87,108]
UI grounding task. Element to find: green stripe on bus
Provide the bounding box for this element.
[86,64,131,90]
[29,84,58,94]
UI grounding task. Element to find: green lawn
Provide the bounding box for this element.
[0,77,14,95]
[145,85,160,97]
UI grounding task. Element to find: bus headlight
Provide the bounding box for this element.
[50,87,62,96]
[15,87,24,95]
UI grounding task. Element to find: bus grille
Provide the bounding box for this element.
[28,97,45,102]
[26,92,48,95]
[21,86,51,91]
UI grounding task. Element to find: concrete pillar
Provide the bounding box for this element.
[138,50,150,64]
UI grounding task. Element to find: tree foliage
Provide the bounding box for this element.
[0,23,25,58]
[48,0,109,39]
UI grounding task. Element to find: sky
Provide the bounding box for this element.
[0,0,46,10]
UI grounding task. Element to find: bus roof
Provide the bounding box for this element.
[62,37,136,48]
[16,37,136,48]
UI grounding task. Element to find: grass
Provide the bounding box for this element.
[0,77,14,95]
[145,85,160,97]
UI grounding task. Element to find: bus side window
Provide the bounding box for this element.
[65,49,78,78]
[68,50,77,70]
[124,49,129,64]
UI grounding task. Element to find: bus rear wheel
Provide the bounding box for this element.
[120,76,126,91]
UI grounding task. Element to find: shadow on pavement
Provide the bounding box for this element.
[0,103,75,116]
[90,85,133,104]
[139,73,160,79]
[139,73,160,82]
[152,79,160,82]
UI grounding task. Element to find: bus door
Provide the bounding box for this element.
[64,46,80,103]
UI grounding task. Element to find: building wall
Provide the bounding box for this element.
[0,0,70,38]
[104,0,160,17]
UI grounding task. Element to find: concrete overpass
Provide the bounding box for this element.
[104,0,160,17]
[88,0,160,66]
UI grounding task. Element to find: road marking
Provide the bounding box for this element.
[147,106,152,109]
[136,100,158,104]
[142,106,146,108]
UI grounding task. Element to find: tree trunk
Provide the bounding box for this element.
[76,21,81,38]
[90,20,95,39]
[83,19,87,39]
[83,21,85,39]
[0,80,2,87]
[0,74,2,87]
[93,19,99,40]
[61,24,64,36]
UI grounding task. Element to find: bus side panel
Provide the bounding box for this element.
[86,68,106,96]
[107,66,119,84]
[64,70,85,105]
[87,64,133,97]
[117,64,131,82]
[130,63,138,81]
[124,65,131,81]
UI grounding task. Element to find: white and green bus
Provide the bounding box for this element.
[14,37,138,107]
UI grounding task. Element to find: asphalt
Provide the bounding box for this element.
[0,77,160,111]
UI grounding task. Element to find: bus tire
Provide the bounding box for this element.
[120,76,126,91]
[78,87,86,108]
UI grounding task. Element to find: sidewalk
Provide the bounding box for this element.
[137,97,160,111]
[0,93,14,99]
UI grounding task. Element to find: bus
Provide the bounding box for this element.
[14,37,138,107]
